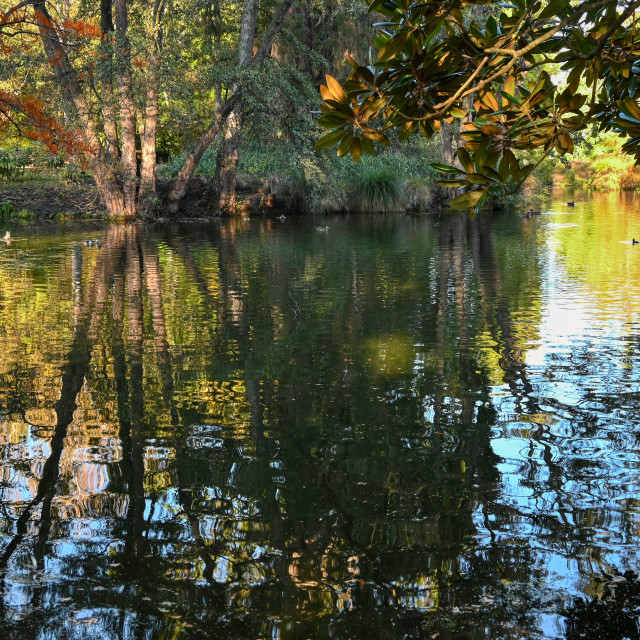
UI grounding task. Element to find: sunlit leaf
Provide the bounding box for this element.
[325,75,347,103]
[449,189,486,209]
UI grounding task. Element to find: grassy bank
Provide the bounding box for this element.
[158,140,437,214]
[0,139,439,218]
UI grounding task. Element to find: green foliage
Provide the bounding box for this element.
[0,151,30,180]
[316,0,640,211]
[0,201,14,219]
[0,201,35,220]
[349,164,403,212]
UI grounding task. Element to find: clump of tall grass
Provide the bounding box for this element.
[349,165,404,212]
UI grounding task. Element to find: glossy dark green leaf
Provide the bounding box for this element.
[378,31,411,62]
[314,130,346,151]
[431,163,461,174]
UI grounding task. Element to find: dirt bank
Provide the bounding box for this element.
[0,177,302,220]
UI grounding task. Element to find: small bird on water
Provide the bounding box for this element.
[632,238,640,244]
[2,231,10,241]
[567,201,575,206]
[315,226,329,232]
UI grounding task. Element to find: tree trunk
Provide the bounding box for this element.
[441,121,454,167]
[166,0,294,215]
[140,0,165,214]
[32,0,125,217]
[214,0,258,213]
[100,0,119,161]
[114,0,138,219]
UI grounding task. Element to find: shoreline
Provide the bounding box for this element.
[0,177,307,221]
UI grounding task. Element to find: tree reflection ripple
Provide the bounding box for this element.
[0,201,640,638]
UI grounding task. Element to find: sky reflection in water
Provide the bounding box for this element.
[0,192,640,639]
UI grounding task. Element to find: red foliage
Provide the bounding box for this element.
[0,3,101,157]
[62,19,101,39]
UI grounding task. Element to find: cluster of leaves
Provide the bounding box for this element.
[0,6,100,155]
[316,0,640,211]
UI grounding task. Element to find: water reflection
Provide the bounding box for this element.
[0,204,638,638]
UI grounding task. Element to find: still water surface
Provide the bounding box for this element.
[1,190,640,638]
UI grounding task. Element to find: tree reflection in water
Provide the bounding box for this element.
[0,213,636,639]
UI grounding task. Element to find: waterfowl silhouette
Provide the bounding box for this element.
[567,201,575,206]
[632,238,640,244]
[315,226,329,232]
[278,214,286,220]
[82,239,100,247]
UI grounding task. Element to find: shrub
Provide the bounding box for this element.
[404,178,432,211]
[0,201,15,219]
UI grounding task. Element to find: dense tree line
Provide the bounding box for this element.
[0,0,373,217]
[4,0,640,216]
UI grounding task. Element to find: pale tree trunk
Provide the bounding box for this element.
[166,0,294,215]
[214,0,258,213]
[441,122,454,167]
[100,0,119,161]
[114,0,138,219]
[139,0,165,214]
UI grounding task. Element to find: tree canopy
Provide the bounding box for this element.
[316,0,640,211]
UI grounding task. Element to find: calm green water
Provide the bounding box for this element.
[1,191,640,639]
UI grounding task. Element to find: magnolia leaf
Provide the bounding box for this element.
[363,130,391,146]
[503,76,516,102]
[457,147,474,172]
[315,130,346,150]
[436,179,470,187]
[431,163,460,174]
[478,166,504,182]
[338,134,354,156]
[378,31,411,62]
[360,135,375,155]
[318,112,352,128]
[357,66,376,84]
[449,189,486,209]
[320,85,334,102]
[482,92,500,112]
[325,75,347,103]
[557,133,574,154]
[466,173,491,185]
[351,138,362,163]
[619,98,640,122]
[449,106,468,118]
[540,0,570,21]
[481,124,502,135]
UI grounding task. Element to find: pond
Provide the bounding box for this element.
[1,189,640,639]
